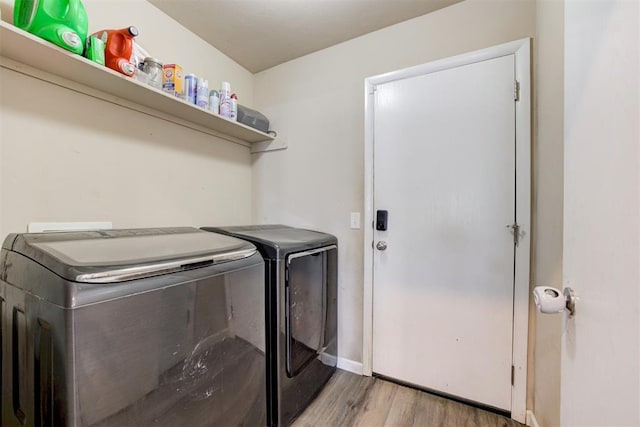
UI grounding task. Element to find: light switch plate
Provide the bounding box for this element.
[350,212,361,229]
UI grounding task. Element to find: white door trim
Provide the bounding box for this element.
[362,38,531,424]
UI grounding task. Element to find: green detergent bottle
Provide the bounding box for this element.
[14,0,88,55]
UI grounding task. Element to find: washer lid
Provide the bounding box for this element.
[8,227,256,283]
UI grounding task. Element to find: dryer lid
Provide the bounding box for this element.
[201,225,337,260]
[6,227,256,283]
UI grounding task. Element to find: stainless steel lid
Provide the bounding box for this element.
[201,225,337,260]
[6,227,256,283]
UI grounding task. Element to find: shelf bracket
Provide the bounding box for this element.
[251,136,288,154]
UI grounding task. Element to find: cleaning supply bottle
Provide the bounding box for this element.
[84,35,105,65]
[93,26,139,77]
[14,0,89,55]
[219,81,232,119]
[208,90,220,114]
[196,78,209,109]
[230,94,238,121]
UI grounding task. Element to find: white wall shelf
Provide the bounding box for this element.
[0,21,274,146]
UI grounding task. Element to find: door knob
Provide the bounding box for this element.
[376,241,387,251]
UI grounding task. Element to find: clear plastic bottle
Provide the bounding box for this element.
[219,81,232,118]
[184,73,197,104]
[196,78,209,109]
[209,90,220,114]
[142,57,163,89]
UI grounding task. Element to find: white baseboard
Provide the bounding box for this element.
[337,357,364,375]
[319,352,337,366]
[526,410,540,427]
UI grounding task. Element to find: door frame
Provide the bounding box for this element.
[362,38,531,423]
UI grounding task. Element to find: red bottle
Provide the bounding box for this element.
[92,26,138,77]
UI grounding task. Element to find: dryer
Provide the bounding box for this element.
[202,225,337,427]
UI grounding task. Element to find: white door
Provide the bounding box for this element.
[560,1,639,425]
[372,55,517,411]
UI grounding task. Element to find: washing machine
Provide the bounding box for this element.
[0,227,266,426]
[202,225,337,427]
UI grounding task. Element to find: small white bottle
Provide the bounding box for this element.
[208,90,220,114]
[230,93,238,121]
[219,81,232,119]
[196,78,209,109]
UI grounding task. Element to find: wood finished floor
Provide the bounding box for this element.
[292,370,522,427]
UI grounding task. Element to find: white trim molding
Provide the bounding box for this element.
[337,357,364,375]
[526,410,540,427]
[362,38,531,424]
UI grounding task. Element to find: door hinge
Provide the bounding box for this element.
[511,365,515,385]
[514,80,520,102]
[369,86,377,96]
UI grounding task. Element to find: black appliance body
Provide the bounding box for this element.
[0,227,266,427]
[202,225,337,427]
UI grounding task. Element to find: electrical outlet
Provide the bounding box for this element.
[350,212,361,229]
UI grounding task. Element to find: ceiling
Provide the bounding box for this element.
[149,0,463,73]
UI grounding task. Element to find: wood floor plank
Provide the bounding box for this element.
[383,384,420,426]
[440,397,479,427]
[293,370,374,426]
[352,379,398,427]
[292,370,522,427]
[411,388,450,427]
[465,405,519,427]
[293,371,350,425]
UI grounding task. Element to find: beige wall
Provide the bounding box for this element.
[252,0,537,363]
[0,0,254,237]
[532,1,564,425]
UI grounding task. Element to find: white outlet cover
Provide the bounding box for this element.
[350,212,361,229]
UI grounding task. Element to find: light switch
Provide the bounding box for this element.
[350,212,361,229]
